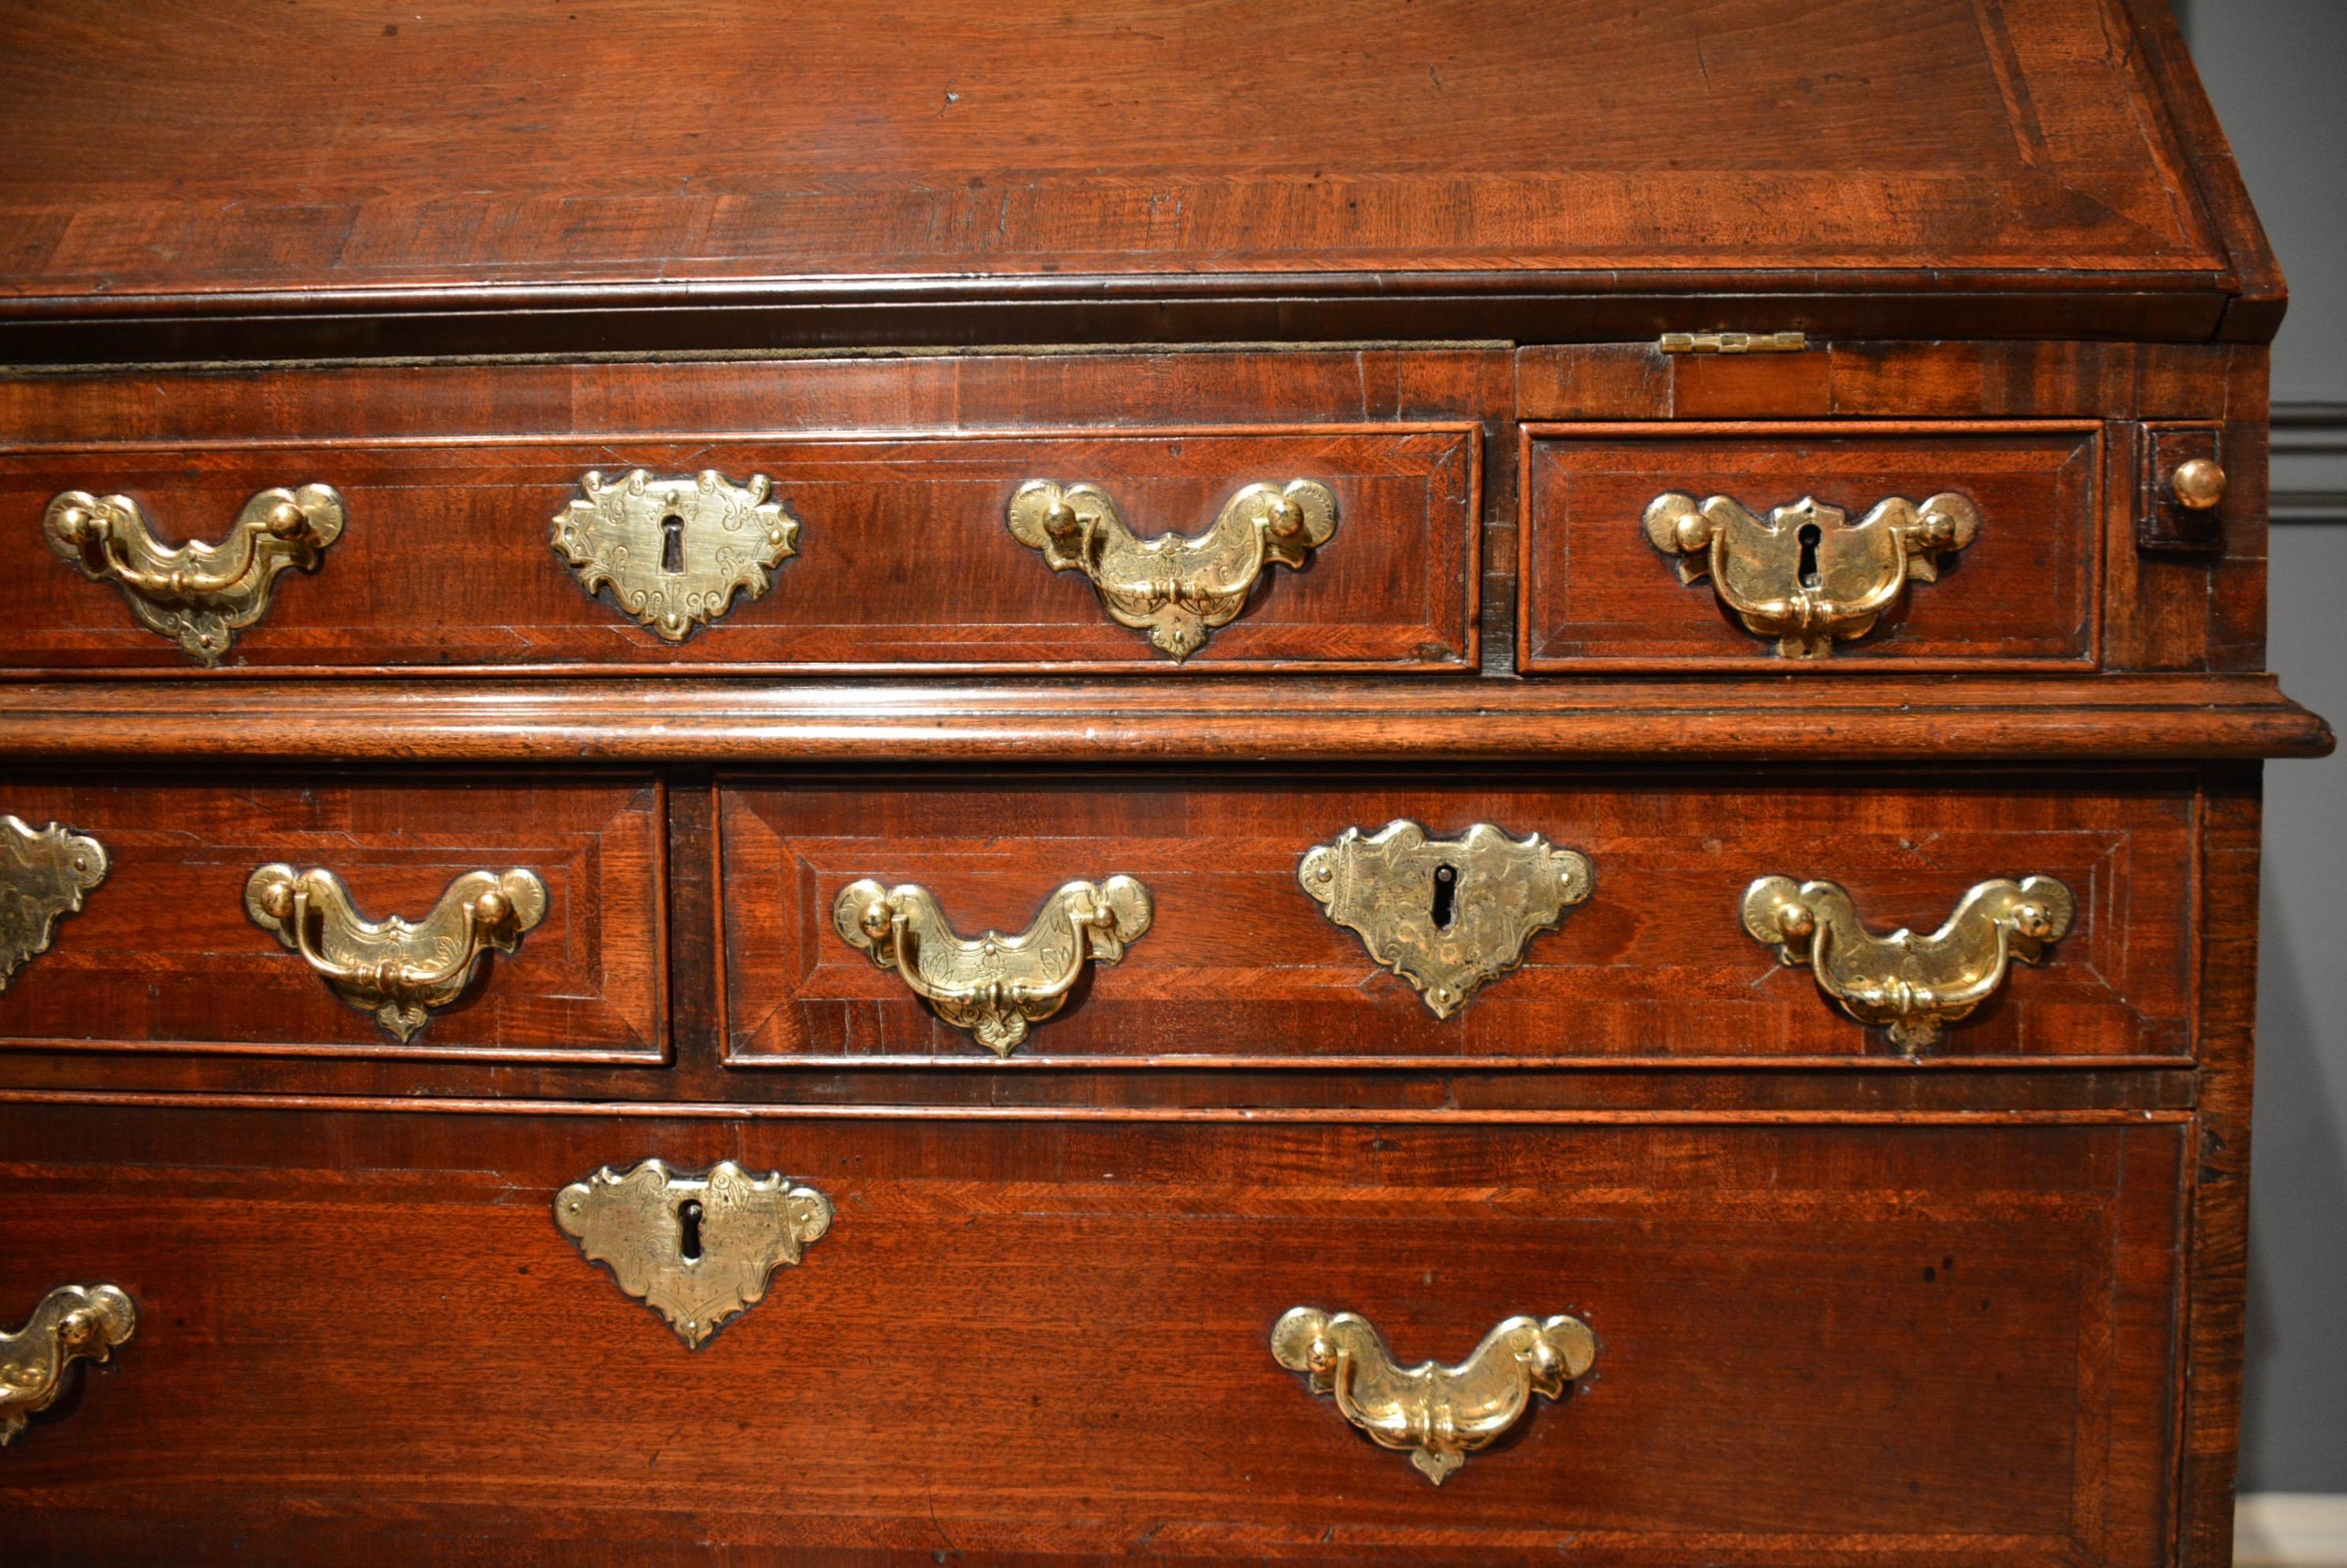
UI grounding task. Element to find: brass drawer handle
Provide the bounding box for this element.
[245,864,548,1042]
[1743,874,2075,1052]
[557,1160,833,1349]
[1,816,108,992]
[832,875,1153,1055]
[43,485,345,666]
[1008,478,1339,660]
[1301,820,1592,1017]
[1643,490,1979,658]
[551,468,802,641]
[1272,1306,1596,1485]
[2,1285,136,1448]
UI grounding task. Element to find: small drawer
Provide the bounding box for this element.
[1519,422,2101,670]
[0,775,665,1062]
[0,1108,2182,1566]
[716,771,2192,1067]
[1,426,1477,673]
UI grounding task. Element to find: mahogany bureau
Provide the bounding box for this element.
[0,3,2332,1564]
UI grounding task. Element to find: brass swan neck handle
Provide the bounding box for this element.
[832,876,1153,1055]
[43,485,346,666]
[1007,478,1339,660]
[1644,490,1980,658]
[2,1285,137,1447]
[245,864,548,1042]
[1272,1306,1597,1484]
[1743,874,2075,1052]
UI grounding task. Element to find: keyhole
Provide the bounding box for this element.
[660,513,686,575]
[678,1199,704,1263]
[1431,863,1459,931]
[1796,522,1823,589]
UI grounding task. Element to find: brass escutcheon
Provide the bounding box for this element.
[0,816,107,992]
[1272,1306,1597,1485]
[555,1160,832,1349]
[832,876,1153,1055]
[245,863,547,1041]
[551,468,801,641]
[1644,489,1980,658]
[1300,821,1592,1018]
[1,1285,137,1448]
[1007,478,1339,660]
[1743,874,2075,1052]
[43,485,345,666]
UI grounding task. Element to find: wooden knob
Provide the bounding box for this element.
[2172,457,2226,511]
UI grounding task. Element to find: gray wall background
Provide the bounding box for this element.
[2173,0,2347,1494]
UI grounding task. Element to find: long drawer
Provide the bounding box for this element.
[717,771,2195,1067]
[2,426,1478,673]
[0,1106,2183,1566]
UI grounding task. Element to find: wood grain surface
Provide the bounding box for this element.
[0,1,2266,358]
[0,1107,2185,1566]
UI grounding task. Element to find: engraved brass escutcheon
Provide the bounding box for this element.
[832,876,1153,1055]
[1743,874,2075,1052]
[1300,821,1593,1018]
[1643,490,1981,658]
[551,468,801,641]
[43,484,346,666]
[1007,478,1339,660]
[2,1285,136,1448]
[245,863,548,1041]
[0,817,107,992]
[555,1160,832,1349]
[1271,1306,1597,1485]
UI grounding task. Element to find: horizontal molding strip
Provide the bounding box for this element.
[0,674,2328,763]
[0,1088,2195,1125]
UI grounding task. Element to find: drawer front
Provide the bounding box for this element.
[0,777,665,1061]
[718,773,2192,1067]
[0,1109,2182,1566]
[2,428,1476,673]
[1520,422,2101,670]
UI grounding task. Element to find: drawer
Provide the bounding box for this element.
[2,427,1477,673]
[717,771,2193,1067]
[1519,422,2101,670]
[0,1108,2183,1566]
[0,776,665,1062]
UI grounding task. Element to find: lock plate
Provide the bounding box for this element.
[551,469,801,642]
[1299,821,1593,1018]
[554,1160,833,1348]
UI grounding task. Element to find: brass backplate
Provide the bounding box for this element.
[1,1284,137,1447]
[1007,478,1338,660]
[0,817,107,992]
[832,875,1154,1055]
[1300,821,1592,1017]
[1644,490,1980,658]
[551,468,801,641]
[43,485,345,666]
[555,1160,833,1349]
[1272,1306,1596,1484]
[245,864,547,1041]
[1743,873,2075,1052]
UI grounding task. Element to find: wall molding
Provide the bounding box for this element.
[2238,1493,2347,1566]
[2274,402,2347,523]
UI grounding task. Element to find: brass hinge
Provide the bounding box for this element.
[1659,331,1810,354]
